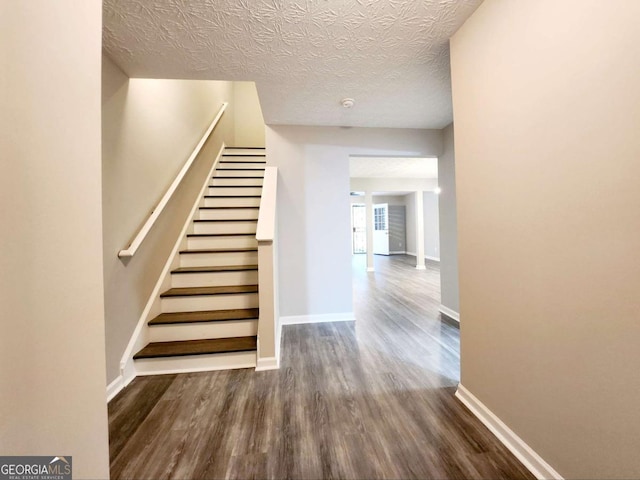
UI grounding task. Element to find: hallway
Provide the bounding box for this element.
[108,255,533,479]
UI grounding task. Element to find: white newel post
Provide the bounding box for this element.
[256,167,280,370]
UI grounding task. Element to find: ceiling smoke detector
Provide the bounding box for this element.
[341,98,355,109]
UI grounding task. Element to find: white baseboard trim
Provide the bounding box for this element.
[255,319,282,372]
[455,384,563,480]
[366,267,375,272]
[135,363,255,377]
[415,265,426,270]
[107,362,142,403]
[106,372,136,403]
[389,250,406,255]
[406,252,440,262]
[276,318,282,362]
[255,356,280,371]
[281,312,355,325]
[106,376,123,402]
[439,305,460,323]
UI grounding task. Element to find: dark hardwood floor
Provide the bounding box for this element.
[108,254,534,480]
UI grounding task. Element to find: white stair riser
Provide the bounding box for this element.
[218,164,266,172]
[213,170,265,178]
[148,319,258,342]
[161,292,258,313]
[220,156,266,163]
[211,177,264,186]
[207,186,262,196]
[187,236,257,250]
[198,209,259,221]
[193,221,256,235]
[135,351,256,375]
[180,250,258,268]
[223,149,265,156]
[171,269,258,288]
[204,196,260,207]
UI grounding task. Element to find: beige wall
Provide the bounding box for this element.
[267,126,442,318]
[233,82,265,147]
[102,55,235,383]
[0,1,110,477]
[452,1,640,478]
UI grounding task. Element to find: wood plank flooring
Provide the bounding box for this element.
[109,254,535,480]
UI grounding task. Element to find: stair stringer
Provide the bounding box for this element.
[117,143,226,392]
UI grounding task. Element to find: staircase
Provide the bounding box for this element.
[133,147,267,374]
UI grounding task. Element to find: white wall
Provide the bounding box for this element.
[423,192,440,260]
[403,193,440,261]
[233,81,265,147]
[406,194,417,254]
[102,54,235,383]
[349,194,407,207]
[0,1,109,477]
[438,123,459,313]
[350,177,438,193]
[452,1,640,477]
[370,194,408,206]
[267,126,442,318]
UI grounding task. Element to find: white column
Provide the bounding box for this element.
[415,190,426,270]
[365,191,375,272]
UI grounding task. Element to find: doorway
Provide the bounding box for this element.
[351,204,366,254]
[373,203,389,255]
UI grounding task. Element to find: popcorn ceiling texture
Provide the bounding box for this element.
[103,0,482,129]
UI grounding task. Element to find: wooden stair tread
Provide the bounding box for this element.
[200,206,259,210]
[186,233,255,238]
[220,161,266,164]
[133,336,257,359]
[134,144,265,369]
[172,265,258,274]
[193,219,257,223]
[149,308,259,326]
[180,247,257,254]
[222,153,266,156]
[204,195,261,198]
[160,285,258,298]
[213,176,264,179]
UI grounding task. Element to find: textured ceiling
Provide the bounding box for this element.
[350,156,437,178]
[103,0,483,129]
